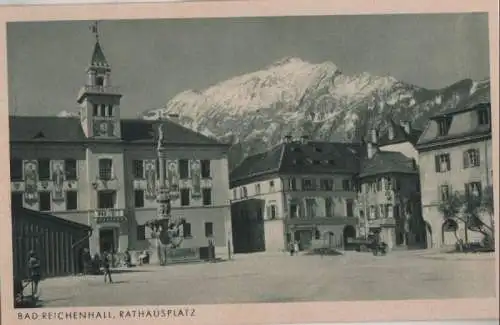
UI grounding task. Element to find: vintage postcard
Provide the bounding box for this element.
[0,0,498,324]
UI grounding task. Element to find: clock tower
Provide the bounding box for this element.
[77,22,122,139]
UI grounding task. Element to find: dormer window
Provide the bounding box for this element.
[478,108,489,126]
[437,117,452,136]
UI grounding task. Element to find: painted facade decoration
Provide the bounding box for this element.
[144,160,156,200]
[51,160,65,201]
[23,160,38,205]
[167,160,179,199]
[191,160,201,199]
[93,119,115,137]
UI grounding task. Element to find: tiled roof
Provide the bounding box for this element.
[434,88,491,117]
[90,41,110,68]
[359,151,418,178]
[230,140,370,186]
[229,144,284,182]
[9,116,226,147]
[121,119,225,146]
[9,116,87,142]
[378,120,422,146]
[279,141,363,174]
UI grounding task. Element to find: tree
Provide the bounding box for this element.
[438,187,495,250]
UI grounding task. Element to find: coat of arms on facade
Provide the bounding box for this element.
[51,160,65,202]
[24,160,38,205]
[191,160,201,199]
[144,160,157,200]
[167,160,179,199]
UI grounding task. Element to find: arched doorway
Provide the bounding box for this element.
[343,225,356,247]
[441,219,458,246]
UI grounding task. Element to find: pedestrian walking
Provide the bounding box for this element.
[27,250,41,299]
[293,241,299,255]
[102,251,113,283]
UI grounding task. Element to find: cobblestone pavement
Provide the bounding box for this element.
[36,250,496,307]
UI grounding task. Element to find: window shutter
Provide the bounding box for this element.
[435,155,440,172]
[463,151,469,168]
[446,155,451,171]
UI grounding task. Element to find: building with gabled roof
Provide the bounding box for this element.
[9,32,233,262]
[416,94,492,249]
[229,131,426,253]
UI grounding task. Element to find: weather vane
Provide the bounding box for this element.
[89,21,100,42]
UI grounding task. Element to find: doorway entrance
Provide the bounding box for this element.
[99,228,116,254]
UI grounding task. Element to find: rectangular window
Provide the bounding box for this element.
[305,198,317,219]
[66,191,78,210]
[465,182,482,199]
[10,158,23,181]
[204,222,214,237]
[93,104,98,116]
[478,108,490,126]
[183,223,192,238]
[269,180,275,189]
[346,199,354,217]
[324,197,333,217]
[242,187,248,197]
[320,179,333,191]
[342,179,351,191]
[97,191,116,209]
[289,178,297,190]
[385,177,392,191]
[107,105,113,117]
[438,117,452,136]
[232,189,237,200]
[255,184,261,194]
[98,158,113,180]
[39,192,51,211]
[269,205,277,219]
[302,179,315,191]
[134,190,145,208]
[200,160,211,178]
[99,104,106,117]
[179,160,189,179]
[38,159,51,181]
[439,185,450,201]
[290,204,298,219]
[434,154,451,173]
[136,225,146,241]
[202,188,212,206]
[463,149,480,168]
[11,193,23,209]
[133,160,144,179]
[64,159,77,180]
[180,188,190,206]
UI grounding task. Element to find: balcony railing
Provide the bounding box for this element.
[94,208,126,223]
[78,85,120,99]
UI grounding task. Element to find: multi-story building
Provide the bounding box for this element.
[416,95,492,248]
[9,35,233,260]
[229,131,426,253]
[357,125,426,250]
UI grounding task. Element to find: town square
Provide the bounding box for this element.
[5,12,496,309]
[36,250,495,307]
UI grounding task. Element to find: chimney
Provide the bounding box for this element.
[283,134,293,143]
[400,121,411,134]
[370,129,378,144]
[367,142,376,159]
[168,113,180,123]
[388,125,395,140]
[300,135,309,144]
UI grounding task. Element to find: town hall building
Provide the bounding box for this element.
[9,31,233,261]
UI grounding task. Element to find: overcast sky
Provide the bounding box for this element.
[7,13,489,118]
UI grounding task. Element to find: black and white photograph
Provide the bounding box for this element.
[2,4,498,315]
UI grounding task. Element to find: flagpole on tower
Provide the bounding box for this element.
[89,20,100,43]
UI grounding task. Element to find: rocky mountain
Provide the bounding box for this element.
[141,57,489,169]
